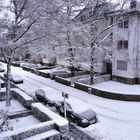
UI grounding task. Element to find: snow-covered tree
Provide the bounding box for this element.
[81,0,130,85]
[0,0,58,106]
[53,0,86,76]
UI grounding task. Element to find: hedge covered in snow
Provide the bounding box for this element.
[32,103,69,138]
[12,89,34,109]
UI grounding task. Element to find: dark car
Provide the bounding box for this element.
[57,101,97,127]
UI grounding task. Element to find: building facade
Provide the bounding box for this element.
[111,1,140,84]
[75,0,140,84]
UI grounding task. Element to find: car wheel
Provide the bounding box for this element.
[50,75,54,80]
[59,107,65,116]
[75,119,79,126]
[59,107,64,113]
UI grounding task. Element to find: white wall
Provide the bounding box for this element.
[112,14,138,79]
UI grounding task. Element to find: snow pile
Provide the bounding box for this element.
[83,125,103,140]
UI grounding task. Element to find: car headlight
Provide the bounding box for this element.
[81,119,89,123]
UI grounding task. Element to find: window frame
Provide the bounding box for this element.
[117,60,128,71]
[118,18,129,28]
[117,40,128,49]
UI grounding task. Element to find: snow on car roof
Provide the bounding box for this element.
[38,87,63,102]
[66,96,90,113]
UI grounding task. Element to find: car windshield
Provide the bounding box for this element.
[66,97,90,113]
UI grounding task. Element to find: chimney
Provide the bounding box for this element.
[130,0,137,9]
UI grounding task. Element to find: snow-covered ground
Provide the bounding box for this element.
[93,81,140,95]
[1,63,140,140]
[9,115,40,130]
[0,115,40,134]
[0,99,26,113]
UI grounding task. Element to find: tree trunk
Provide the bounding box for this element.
[70,66,75,77]
[6,63,11,107]
[90,43,95,85]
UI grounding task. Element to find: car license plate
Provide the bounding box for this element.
[90,119,95,124]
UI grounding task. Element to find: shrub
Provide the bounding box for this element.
[0,110,13,133]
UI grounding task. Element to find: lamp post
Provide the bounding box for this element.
[62,92,69,119]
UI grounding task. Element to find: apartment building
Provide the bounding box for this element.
[75,0,140,84]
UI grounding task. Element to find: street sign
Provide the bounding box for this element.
[62,92,69,119]
[62,92,68,98]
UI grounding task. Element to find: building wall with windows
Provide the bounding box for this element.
[112,11,140,84]
[74,1,140,84]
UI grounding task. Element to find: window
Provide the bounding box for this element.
[110,32,113,40]
[81,15,86,21]
[110,17,113,25]
[124,41,128,49]
[89,11,93,17]
[118,18,129,28]
[118,40,128,49]
[53,46,56,51]
[117,60,127,71]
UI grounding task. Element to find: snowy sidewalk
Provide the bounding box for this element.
[93,81,140,95]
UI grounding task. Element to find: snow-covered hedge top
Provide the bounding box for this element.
[39,66,70,74]
[0,88,6,93]
[38,69,52,73]
[0,79,4,83]
[20,62,41,68]
[32,103,68,126]
[12,88,33,101]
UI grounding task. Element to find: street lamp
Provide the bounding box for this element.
[62,92,69,119]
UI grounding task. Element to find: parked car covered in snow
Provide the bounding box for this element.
[4,73,23,84]
[49,66,70,79]
[0,63,5,72]
[57,100,97,127]
[35,87,63,106]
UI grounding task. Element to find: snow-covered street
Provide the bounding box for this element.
[2,63,140,140]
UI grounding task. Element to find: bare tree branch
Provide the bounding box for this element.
[14,19,37,42]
